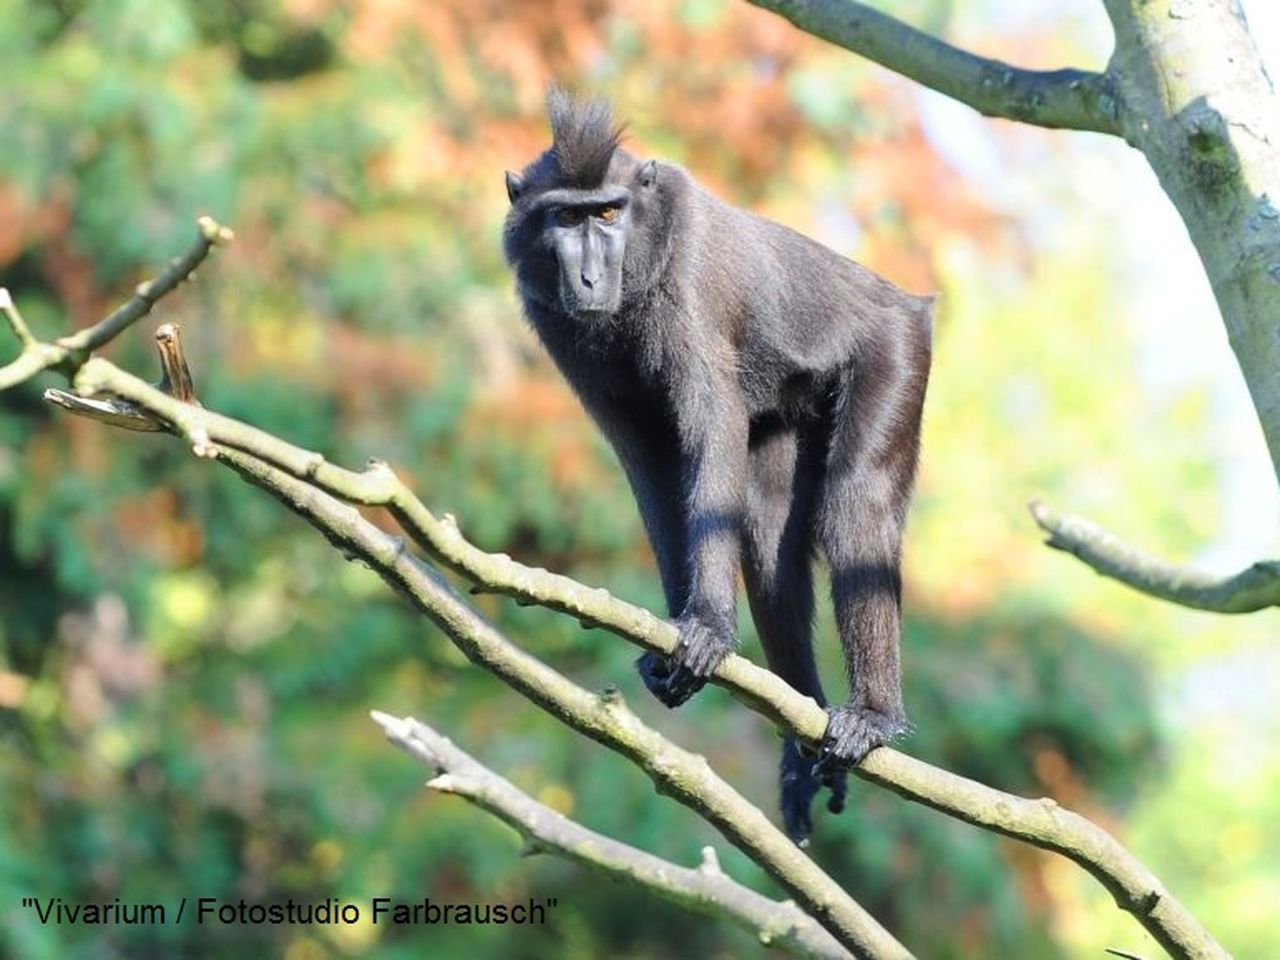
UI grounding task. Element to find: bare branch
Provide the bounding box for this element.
[0,218,229,391]
[854,752,1224,959]
[0,342,68,392]
[372,711,852,960]
[43,323,201,433]
[64,358,817,732]
[0,287,35,346]
[1030,500,1280,613]
[744,0,1121,135]
[56,217,233,355]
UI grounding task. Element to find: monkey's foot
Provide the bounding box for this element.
[780,737,848,847]
[812,704,909,776]
[635,612,735,708]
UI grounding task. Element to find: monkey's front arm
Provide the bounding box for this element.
[637,372,749,706]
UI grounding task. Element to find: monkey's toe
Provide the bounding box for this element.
[780,737,848,845]
[780,738,820,845]
[822,766,848,815]
[812,705,909,775]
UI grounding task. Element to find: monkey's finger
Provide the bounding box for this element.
[661,665,706,705]
[635,654,701,707]
[810,746,854,779]
[826,788,847,814]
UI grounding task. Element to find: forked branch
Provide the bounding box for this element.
[56,321,1225,960]
[213,441,909,959]
[372,712,852,960]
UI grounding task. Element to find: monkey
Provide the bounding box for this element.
[502,90,932,843]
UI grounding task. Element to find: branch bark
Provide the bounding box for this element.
[372,712,852,960]
[1030,500,1280,612]
[745,0,1121,134]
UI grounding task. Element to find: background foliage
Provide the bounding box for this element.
[2,1,1277,957]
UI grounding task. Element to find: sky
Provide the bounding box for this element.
[917,0,1280,570]
[1243,0,1278,80]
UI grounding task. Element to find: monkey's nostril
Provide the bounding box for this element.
[581,273,595,289]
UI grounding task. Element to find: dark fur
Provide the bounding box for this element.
[503,91,933,844]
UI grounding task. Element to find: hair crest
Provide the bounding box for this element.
[547,87,625,189]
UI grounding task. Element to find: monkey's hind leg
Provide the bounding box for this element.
[742,421,847,844]
[814,363,924,772]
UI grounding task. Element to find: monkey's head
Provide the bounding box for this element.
[503,89,659,320]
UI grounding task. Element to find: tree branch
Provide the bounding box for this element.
[58,325,897,956]
[0,288,35,346]
[744,0,1121,135]
[371,711,852,960]
[1030,500,1280,613]
[0,217,229,390]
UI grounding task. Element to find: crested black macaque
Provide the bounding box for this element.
[503,90,932,844]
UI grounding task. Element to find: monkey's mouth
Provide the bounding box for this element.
[569,306,618,322]
[563,291,622,320]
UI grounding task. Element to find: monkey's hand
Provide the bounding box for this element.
[635,610,736,708]
[812,704,910,775]
[780,737,848,847]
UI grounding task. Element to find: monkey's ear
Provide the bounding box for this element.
[636,159,657,189]
[505,171,525,204]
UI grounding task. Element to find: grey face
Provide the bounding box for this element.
[547,198,630,317]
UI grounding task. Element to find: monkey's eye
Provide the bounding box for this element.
[554,207,586,227]
[597,206,620,223]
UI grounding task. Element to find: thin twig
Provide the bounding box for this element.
[1030,500,1280,613]
[0,287,35,346]
[56,217,233,355]
[0,218,229,391]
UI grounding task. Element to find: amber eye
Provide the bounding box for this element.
[598,206,619,223]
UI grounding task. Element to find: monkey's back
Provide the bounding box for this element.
[674,172,932,410]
